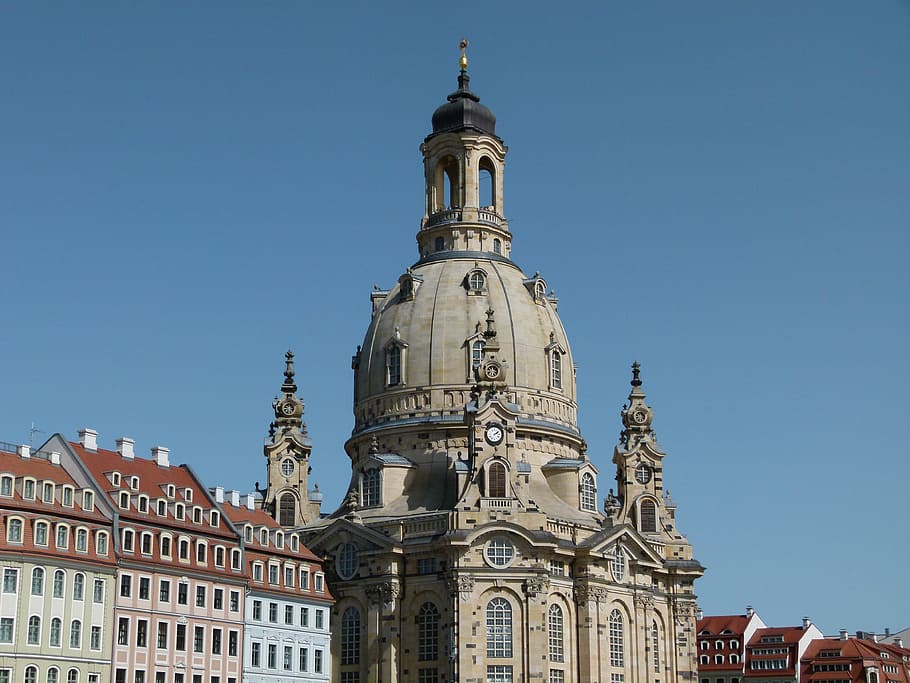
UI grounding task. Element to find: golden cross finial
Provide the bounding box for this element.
[459,38,469,71]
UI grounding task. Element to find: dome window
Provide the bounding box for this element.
[545,333,568,392]
[465,267,488,296]
[580,472,596,511]
[397,271,421,302]
[361,468,381,507]
[493,238,502,254]
[434,236,446,252]
[384,335,408,388]
[524,273,548,304]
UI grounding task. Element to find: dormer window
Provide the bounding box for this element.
[361,468,381,507]
[259,529,268,546]
[166,484,175,498]
[466,269,487,294]
[580,472,596,511]
[111,472,121,487]
[174,503,185,520]
[290,535,299,552]
[118,492,130,509]
[545,334,567,392]
[398,272,421,302]
[209,510,220,527]
[156,499,166,516]
[385,337,408,387]
[43,482,55,503]
[137,495,149,513]
[82,491,93,511]
[62,486,73,507]
[0,475,12,497]
[184,488,192,502]
[244,525,253,543]
[129,476,139,491]
[23,478,36,499]
[275,531,284,549]
[192,507,202,524]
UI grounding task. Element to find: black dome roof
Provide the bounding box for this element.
[430,71,496,137]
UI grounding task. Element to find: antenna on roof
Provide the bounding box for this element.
[28,422,45,446]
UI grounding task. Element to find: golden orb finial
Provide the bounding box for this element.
[459,38,469,71]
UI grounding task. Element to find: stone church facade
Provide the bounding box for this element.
[256,47,703,683]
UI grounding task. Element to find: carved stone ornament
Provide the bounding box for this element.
[574,582,607,605]
[365,581,401,607]
[447,573,475,601]
[524,574,550,597]
[634,594,655,610]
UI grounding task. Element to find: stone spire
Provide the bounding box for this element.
[271,350,306,435]
[620,361,654,447]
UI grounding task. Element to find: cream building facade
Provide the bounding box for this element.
[269,49,704,683]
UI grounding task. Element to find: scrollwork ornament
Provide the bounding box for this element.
[524,575,549,598]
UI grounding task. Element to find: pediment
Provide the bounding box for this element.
[303,518,399,555]
[578,524,664,567]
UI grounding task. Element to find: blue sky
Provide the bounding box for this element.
[2,2,907,634]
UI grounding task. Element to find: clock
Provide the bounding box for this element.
[484,423,504,446]
[281,459,295,477]
[483,363,501,380]
[281,402,296,416]
[632,409,648,424]
[635,463,651,484]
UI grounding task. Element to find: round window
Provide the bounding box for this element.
[635,463,651,484]
[484,538,515,568]
[281,459,295,477]
[337,542,359,581]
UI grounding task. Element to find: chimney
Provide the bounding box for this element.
[245,493,255,510]
[746,605,754,617]
[49,451,61,465]
[803,616,811,630]
[872,634,879,643]
[697,608,704,621]
[885,628,891,638]
[17,444,30,459]
[230,490,240,507]
[840,629,848,641]
[895,637,903,648]
[78,428,98,451]
[213,486,224,504]
[151,446,169,467]
[116,437,135,460]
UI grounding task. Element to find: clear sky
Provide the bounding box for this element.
[2,2,907,635]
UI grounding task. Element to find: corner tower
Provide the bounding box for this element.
[301,44,703,683]
[259,351,322,526]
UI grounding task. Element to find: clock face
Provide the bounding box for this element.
[484,423,504,446]
[632,409,648,424]
[281,459,295,477]
[484,363,501,380]
[635,463,651,484]
[282,402,295,416]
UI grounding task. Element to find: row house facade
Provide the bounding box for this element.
[698,609,767,683]
[801,634,910,683]
[216,489,332,683]
[1,429,334,683]
[0,442,116,683]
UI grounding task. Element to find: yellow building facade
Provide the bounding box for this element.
[271,48,704,683]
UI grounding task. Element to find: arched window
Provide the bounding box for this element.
[69,619,82,648]
[550,351,562,389]
[479,163,494,208]
[278,493,296,526]
[27,615,41,644]
[488,462,507,498]
[72,574,84,601]
[609,609,624,667]
[469,271,486,291]
[611,549,625,582]
[640,499,657,533]
[486,598,512,658]
[435,156,460,211]
[418,602,440,661]
[50,617,62,646]
[53,570,65,598]
[580,473,596,511]
[434,236,445,252]
[548,604,564,662]
[24,667,37,683]
[472,340,485,369]
[493,238,502,254]
[31,567,44,595]
[341,607,361,665]
[75,528,88,552]
[387,345,402,386]
[35,520,49,546]
[7,517,22,542]
[652,621,661,673]
[67,670,79,683]
[47,668,59,683]
[362,469,381,507]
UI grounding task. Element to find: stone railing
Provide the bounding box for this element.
[477,208,503,226]
[480,497,515,510]
[425,208,463,228]
[403,515,449,538]
[647,539,666,558]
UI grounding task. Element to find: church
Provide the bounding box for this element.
[255,44,704,683]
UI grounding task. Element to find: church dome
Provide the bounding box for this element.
[351,253,578,441]
[430,71,497,137]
